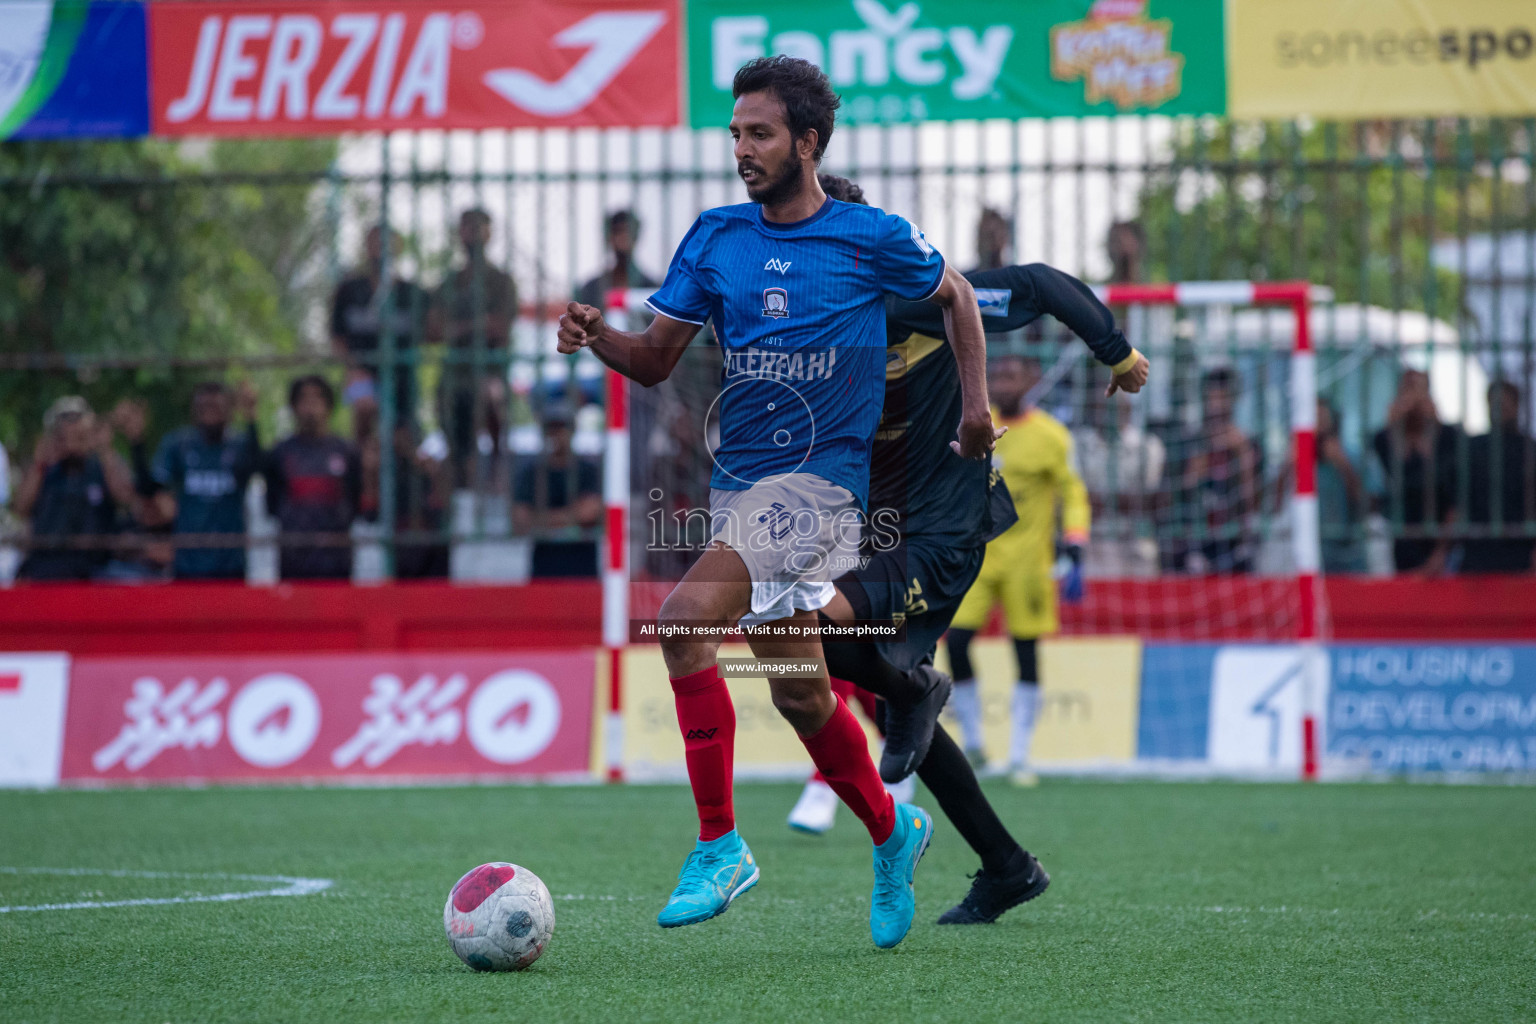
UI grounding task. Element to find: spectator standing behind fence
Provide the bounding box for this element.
[512,402,600,578]
[575,210,658,313]
[1165,368,1261,574]
[972,207,1012,272]
[264,377,361,581]
[430,208,516,489]
[331,225,426,427]
[135,382,261,581]
[14,397,136,580]
[1074,397,1165,576]
[1463,380,1536,573]
[1316,398,1367,573]
[360,421,450,579]
[1373,368,1458,574]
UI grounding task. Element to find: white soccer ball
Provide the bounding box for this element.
[443,862,554,971]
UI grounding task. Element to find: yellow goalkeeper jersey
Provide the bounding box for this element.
[989,407,1090,570]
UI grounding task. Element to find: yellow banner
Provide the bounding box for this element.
[1228,0,1536,119]
[613,636,1141,778]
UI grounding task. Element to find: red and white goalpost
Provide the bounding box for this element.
[1093,281,1324,779]
[597,280,1327,782]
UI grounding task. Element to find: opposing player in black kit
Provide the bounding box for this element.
[814,175,1149,922]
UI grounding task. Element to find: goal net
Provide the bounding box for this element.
[606,282,1323,780]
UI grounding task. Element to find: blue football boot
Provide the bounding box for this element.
[870,804,933,948]
[656,829,759,928]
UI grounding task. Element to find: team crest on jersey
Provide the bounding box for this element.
[762,287,790,318]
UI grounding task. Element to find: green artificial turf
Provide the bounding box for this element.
[1,780,1533,1023]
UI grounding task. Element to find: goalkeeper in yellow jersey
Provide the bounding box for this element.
[946,354,1090,785]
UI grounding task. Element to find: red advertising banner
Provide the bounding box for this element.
[61,651,596,782]
[148,0,679,135]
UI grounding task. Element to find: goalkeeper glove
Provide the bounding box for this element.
[1055,543,1085,604]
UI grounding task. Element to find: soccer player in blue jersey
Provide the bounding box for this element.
[557,56,996,948]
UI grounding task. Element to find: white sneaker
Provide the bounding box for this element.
[787,779,839,834]
[884,775,916,805]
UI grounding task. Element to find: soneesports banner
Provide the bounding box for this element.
[1228,0,1536,119]
[0,0,149,139]
[60,652,595,782]
[688,0,1225,126]
[147,0,679,135]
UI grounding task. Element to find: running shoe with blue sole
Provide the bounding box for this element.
[656,830,759,928]
[870,803,933,948]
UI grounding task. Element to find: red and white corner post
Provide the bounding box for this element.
[600,288,633,783]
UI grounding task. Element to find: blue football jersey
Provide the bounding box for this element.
[647,198,944,506]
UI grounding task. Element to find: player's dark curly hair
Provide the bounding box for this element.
[732,56,840,163]
[818,173,867,206]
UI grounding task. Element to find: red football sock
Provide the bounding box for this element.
[800,695,896,845]
[831,675,883,732]
[670,666,736,842]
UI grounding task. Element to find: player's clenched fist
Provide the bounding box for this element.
[557,302,604,354]
[951,413,1004,460]
[1106,349,1151,397]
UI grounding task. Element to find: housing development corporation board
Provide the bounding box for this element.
[1328,645,1536,774]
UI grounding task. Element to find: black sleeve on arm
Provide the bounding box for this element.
[263,449,284,518]
[129,442,158,498]
[885,263,1133,367]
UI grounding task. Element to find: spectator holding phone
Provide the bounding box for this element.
[14,397,136,580]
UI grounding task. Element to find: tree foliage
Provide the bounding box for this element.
[0,137,337,451]
[1134,119,1535,322]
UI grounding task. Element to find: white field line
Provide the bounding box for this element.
[0,866,333,913]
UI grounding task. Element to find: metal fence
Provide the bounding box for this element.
[2,115,1534,583]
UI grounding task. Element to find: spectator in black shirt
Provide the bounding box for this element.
[14,396,136,580]
[264,376,362,581]
[513,403,600,578]
[575,210,658,312]
[360,421,450,579]
[430,208,517,489]
[1373,369,1459,574]
[972,207,1011,272]
[1164,368,1261,574]
[332,225,427,427]
[1463,380,1536,573]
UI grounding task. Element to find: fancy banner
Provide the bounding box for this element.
[688,0,1225,126]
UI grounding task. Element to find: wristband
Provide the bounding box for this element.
[1110,349,1142,377]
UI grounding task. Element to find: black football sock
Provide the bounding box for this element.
[820,638,932,707]
[917,723,1025,875]
[946,628,978,682]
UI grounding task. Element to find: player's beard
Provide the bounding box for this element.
[741,156,805,207]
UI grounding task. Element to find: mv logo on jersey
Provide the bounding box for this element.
[764,257,792,274]
[762,287,790,318]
